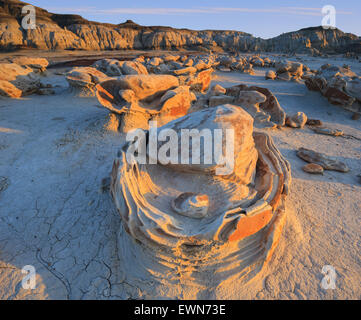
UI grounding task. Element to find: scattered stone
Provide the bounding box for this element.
[149,57,163,67]
[302,163,324,175]
[306,119,323,126]
[286,112,307,128]
[209,84,226,96]
[297,147,349,172]
[275,61,303,81]
[265,70,276,80]
[66,67,111,96]
[305,64,361,112]
[174,67,197,75]
[352,113,360,120]
[311,127,343,136]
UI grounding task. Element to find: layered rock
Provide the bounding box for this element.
[1,1,359,54]
[286,112,308,128]
[111,104,291,291]
[95,74,196,132]
[66,67,111,96]
[305,64,361,113]
[275,61,304,82]
[92,59,148,76]
[0,58,49,97]
[221,84,287,128]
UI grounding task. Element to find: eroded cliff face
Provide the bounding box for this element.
[0,0,360,53]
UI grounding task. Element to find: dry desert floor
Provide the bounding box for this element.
[0,54,360,299]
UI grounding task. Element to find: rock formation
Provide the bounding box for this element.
[0,57,50,97]
[222,84,286,128]
[92,59,148,76]
[0,1,359,54]
[275,61,304,82]
[66,67,111,96]
[286,112,308,128]
[305,64,361,114]
[111,104,291,291]
[297,147,349,172]
[95,74,197,132]
[302,163,324,175]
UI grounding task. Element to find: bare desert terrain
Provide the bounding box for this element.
[0,51,360,300]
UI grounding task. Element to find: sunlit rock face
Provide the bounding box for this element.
[0,59,49,98]
[111,104,291,294]
[96,75,196,132]
[305,64,361,113]
[66,67,111,96]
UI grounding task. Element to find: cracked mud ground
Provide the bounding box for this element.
[0,60,360,299]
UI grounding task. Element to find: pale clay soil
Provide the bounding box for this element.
[0,54,360,300]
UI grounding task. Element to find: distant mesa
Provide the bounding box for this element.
[0,0,360,53]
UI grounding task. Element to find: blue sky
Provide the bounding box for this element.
[29,0,360,38]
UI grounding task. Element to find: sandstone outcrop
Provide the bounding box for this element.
[265,70,276,80]
[92,59,148,76]
[0,60,49,98]
[95,74,197,132]
[305,64,361,113]
[66,67,111,96]
[275,61,303,81]
[0,1,360,54]
[223,84,286,128]
[111,104,291,289]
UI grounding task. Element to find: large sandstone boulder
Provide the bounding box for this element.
[111,104,291,291]
[10,57,49,72]
[96,75,196,132]
[0,63,42,98]
[179,68,214,93]
[275,61,303,81]
[66,67,111,96]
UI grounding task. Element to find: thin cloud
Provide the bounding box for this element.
[46,6,352,16]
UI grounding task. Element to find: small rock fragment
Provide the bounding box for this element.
[306,119,323,126]
[265,70,276,80]
[352,113,360,120]
[286,112,307,128]
[302,163,324,175]
[312,127,343,136]
[297,147,349,172]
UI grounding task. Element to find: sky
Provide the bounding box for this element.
[28,0,360,39]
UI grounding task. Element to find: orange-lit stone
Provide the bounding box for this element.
[229,209,273,242]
